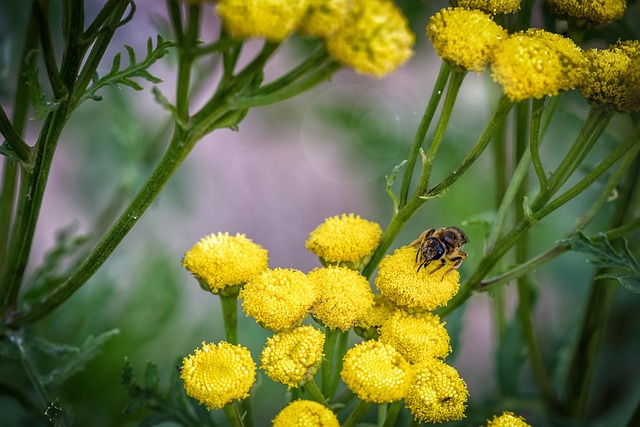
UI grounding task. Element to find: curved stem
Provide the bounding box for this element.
[342,400,373,427]
[530,97,547,190]
[304,379,328,404]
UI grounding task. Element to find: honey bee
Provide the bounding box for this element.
[410,226,468,275]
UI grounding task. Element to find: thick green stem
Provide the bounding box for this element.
[381,401,402,427]
[223,401,245,427]
[342,400,373,427]
[321,328,339,396]
[0,106,31,163]
[219,293,238,345]
[328,330,349,399]
[303,379,328,404]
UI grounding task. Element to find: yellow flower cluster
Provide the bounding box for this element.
[308,266,374,331]
[375,246,460,311]
[546,0,626,26]
[240,268,317,331]
[180,341,256,410]
[486,411,532,426]
[214,0,414,77]
[182,232,268,294]
[427,7,507,73]
[457,0,520,14]
[379,310,451,364]
[260,326,325,389]
[355,294,397,339]
[305,213,382,269]
[404,358,469,423]
[272,399,340,427]
[580,40,640,112]
[340,340,413,403]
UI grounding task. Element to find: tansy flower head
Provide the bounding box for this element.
[307,266,374,331]
[487,411,532,427]
[374,246,460,311]
[324,0,415,77]
[491,30,570,101]
[272,400,340,427]
[305,213,382,269]
[260,326,325,389]
[216,0,309,42]
[427,7,507,73]
[456,0,520,15]
[580,40,640,112]
[341,340,413,403]
[298,0,352,38]
[546,0,626,27]
[240,268,316,331]
[355,294,397,340]
[379,310,451,364]
[180,341,256,410]
[404,358,469,423]
[182,232,268,294]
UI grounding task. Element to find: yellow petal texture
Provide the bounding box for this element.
[272,399,340,427]
[405,358,469,423]
[325,0,415,77]
[182,232,268,294]
[305,213,382,267]
[260,326,325,389]
[180,341,256,410]
[374,246,460,311]
[580,40,640,112]
[355,294,397,339]
[240,268,316,331]
[216,0,309,41]
[308,266,374,331]
[487,411,532,427]
[427,7,507,72]
[341,340,413,403]
[298,0,352,38]
[379,310,451,364]
[546,0,626,25]
[456,0,520,14]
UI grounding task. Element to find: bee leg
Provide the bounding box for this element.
[429,258,446,274]
[416,259,430,273]
[442,257,464,278]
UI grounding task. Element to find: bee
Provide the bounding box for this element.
[410,226,468,275]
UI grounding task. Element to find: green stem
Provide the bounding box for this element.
[342,400,373,427]
[381,401,402,427]
[222,401,245,427]
[0,105,31,163]
[219,293,238,345]
[34,0,66,99]
[176,4,201,121]
[398,61,451,208]
[303,378,328,404]
[321,328,339,396]
[328,330,349,398]
[529,97,547,190]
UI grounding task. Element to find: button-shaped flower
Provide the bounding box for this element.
[379,310,451,364]
[260,326,325,389]
[427,7,507,73]
[298,0,351,38]
[180,341,256,410]
[486,411,532,427]
[308,266,374,331]
[405,358,469,423]
[456,0,520,14]
[355,294,397,340]
[374,246,460,311]
[305,213,382,269]
[324,0,415,77]
[182,232,268,294]
[341,339,413,403]
[272,399,340,427]
[546,0,626,27]
[216,0,309,42]
[240,268,316,331]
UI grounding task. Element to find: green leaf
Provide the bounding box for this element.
[33,329,120,387]
[561,232,640,293]
[385,160,406,213]
[80,35,175,105]
[122,359,163,414]
[44,398,68,427]
[24,50,60,120]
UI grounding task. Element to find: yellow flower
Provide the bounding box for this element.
[240,268,317,331]
[546,0,626,27]
[298,0,352,38]
[374,246,460,311]
[491,30,569,101]
[305,213,382,269]
[379,310,451,364]
[260,326,325,389]
[180,341,256,410]
[580,40,640,112]
[325,0,415,77]
[486,411,532,427]
[182,232,268,294]
[272,400,340,427]
[216,0,309,42]
[341,340,413,403]
[404,358,469,424]
[427,7,507,73]
[354,294,397,339]
[456,0,520,14]
[307,266,374,331]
